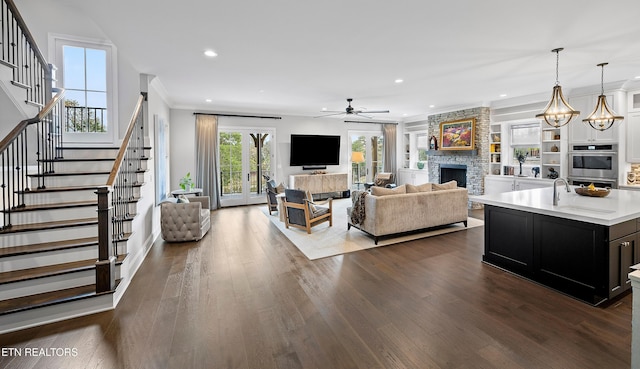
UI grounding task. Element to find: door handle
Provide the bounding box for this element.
[247,173,250,181]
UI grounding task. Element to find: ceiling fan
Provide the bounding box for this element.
[315,98,389,119]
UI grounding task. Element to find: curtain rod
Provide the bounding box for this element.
[194,112,282,119]
[344,120,398,125]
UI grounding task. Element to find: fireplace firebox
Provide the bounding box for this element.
[440,164,467,188]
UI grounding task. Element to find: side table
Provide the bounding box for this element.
[171,188,203,198]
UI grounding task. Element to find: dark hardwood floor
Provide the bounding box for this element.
[0,205,632,369]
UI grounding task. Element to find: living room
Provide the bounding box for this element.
[2,0,640,367]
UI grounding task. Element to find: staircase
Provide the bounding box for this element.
[0,145,148,332]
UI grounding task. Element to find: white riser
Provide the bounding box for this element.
[60,149,120,160]
[0,291,114,334]
[53,160,115,172]
[1,225,98,246]
[22,189,100,204]
[37,173,110,187]
[10,206,97,224]
[22,187,141,204]
[0,246,98,273]
[0,269,95,300]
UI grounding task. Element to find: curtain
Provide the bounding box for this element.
[195,114,220,209]
[383,123,397,175]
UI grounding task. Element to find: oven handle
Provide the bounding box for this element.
[569,151,618,155]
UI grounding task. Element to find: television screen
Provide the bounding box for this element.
[290,134,341,166]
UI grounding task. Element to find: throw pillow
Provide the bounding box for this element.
[371,184,406,196]
[275,183,286,194]
[406,183,433,193]
[432,180,457,191]
[305,190,318,212]
[177,194,190,203]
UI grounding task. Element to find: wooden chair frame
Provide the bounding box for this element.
[283,198,333,234]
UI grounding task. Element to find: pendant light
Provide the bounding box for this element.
[583,63,623,131]
[535,48,580,127]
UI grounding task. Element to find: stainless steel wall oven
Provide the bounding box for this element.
[568,144,618,188]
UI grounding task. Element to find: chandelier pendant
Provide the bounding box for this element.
[535,48,580,127]
[583,63,624,131]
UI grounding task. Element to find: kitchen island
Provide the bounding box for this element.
[471,186,640,305]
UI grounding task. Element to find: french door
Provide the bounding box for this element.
[218,128,275,207]
[350,131,384,190]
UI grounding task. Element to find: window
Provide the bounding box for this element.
[52,35,118,143]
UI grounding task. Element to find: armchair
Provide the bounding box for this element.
[364,172,396,190]
[160,196,211,242]
[282,189,332,234]
[265,179,279,215]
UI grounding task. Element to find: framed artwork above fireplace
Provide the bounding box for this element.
[439,118,476,150]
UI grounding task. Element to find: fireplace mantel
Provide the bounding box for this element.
[427,149,478,156]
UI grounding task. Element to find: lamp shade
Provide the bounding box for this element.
[351,151,365,163]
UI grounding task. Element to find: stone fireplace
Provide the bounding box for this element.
[426,107,490,208]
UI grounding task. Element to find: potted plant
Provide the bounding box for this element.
[179,172,194,191]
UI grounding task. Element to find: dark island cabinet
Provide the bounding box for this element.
[483,205,639,305]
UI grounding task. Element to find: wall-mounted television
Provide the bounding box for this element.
[290,134,341,167]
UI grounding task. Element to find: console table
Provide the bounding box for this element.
[289,173,349,198]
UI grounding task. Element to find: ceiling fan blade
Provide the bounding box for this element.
[354,113,374,119]
[361,110,389,114]
[314,112,346,118]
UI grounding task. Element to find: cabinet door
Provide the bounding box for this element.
[569,94,619,144]
[484,177,514,195]
[568,95,592,143]
[609,233,638,299]
[515,179,553,191]
[626,113,640,162]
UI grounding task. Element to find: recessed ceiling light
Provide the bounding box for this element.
[402,113,408,116]
[394,79,404,84]
[205,99,212,103]
[635,76,640,79]
[500,94,508,98]
[259,89,265,93]
[429,105,435,108]
[322,107,327,111]
[204,50,218,57]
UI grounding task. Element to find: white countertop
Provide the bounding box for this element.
[470,187,640,226]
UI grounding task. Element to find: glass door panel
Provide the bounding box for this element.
[219,128,275,207]
[350,132,383,190]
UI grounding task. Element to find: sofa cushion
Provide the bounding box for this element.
[406,183,433,193]
[371,184,406,196]
[275,182,286,193]
[433,180,457,191]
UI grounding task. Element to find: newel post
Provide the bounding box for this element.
[96,185,115,293]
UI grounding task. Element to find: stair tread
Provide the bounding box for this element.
[27,171,111,177]
[39,158,115,162]
[0,218,97,234]
[0,254,126,285]
[0,237,99,258]
[0,279,122,316]
[3,200,97,213]
[17,183,145,194]
[0,258,97,285]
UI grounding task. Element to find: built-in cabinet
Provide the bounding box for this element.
[484,176,554,195]
[627,90,640,162]
[397,168,429,186]
[541,127,562,176]
[489,122,501,175]
[568,93,620,143]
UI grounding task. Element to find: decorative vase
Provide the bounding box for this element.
[519,163,523,176]
[417,162,425,170]
[186,184,192,192]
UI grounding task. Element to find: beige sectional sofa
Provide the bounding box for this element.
[348,181,468,244]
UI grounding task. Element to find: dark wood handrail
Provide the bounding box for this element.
[4,0,50,78]
[106,94,145,186]
[0,89,65,153]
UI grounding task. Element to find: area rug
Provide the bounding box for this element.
[261,198,484,260]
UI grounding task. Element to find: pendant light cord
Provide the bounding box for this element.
[555,50,560,85]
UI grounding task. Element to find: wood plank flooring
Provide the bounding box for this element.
[0,205,633,369]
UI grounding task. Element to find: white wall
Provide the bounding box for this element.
[13,0,141,142]
[168,109,395,191]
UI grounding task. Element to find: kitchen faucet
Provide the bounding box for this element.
[553,178,571,206]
